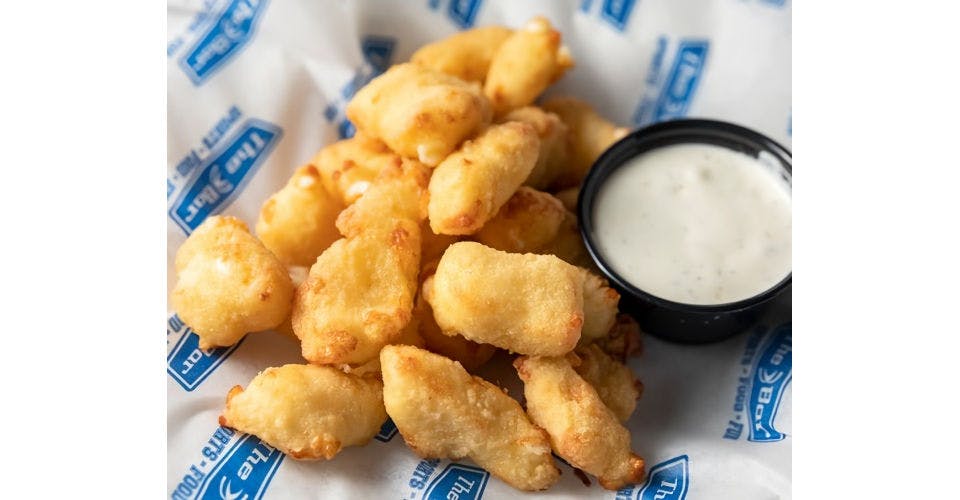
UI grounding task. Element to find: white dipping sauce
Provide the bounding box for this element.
[592,143,791,305]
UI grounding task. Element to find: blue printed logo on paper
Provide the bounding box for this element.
[428,0,484,28]
[581,0,638,32]
[602,0,638,31]
[169,118,282,234]
[423,463,489,500]
[194,434,284,500]
[408,459,442,491]
[748,323,791,442]
[172,426,237,500]
[632,38,708,127]
[167,320,243,391]
[633,455,689,500]
[653,40,709,121]
[179,0,269,85]
[723,323,791,441]
[375,418,398,442]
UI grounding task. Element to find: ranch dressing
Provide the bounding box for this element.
[592,143,791,305]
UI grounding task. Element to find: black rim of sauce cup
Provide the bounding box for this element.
[577,119,792,344]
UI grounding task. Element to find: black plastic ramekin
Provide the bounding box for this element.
[577,119,792,344]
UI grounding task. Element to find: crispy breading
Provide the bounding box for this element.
[473,187,567,254]
[472,190,599,274]
[428,122,540,235]
[414,285,495,372]
[311,133,401,205]
[578,268,620,345]
[219,364,386,460]
[346,63,492,166]
[172,216,293,350]
[255,164,344,267]
[294,156,427,365]
[542,96,630,188]
[380,345,560,491]
[423,241,583,356]
[410,26,513,83]
[500,106,569,190]
[485,17,574,116]
[514,355,645,490]
[335,158,430,238]
[292,219,421,365]
[573,344,640,422]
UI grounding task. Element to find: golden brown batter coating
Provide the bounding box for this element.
[514,355,645,490]
[292,220,421,365]
[311,133,402,205]
[473,186,567,254]
[256,164,344,267]
[381,345,560,491]
[574,344,641,422]
[485,16,574,116]
[423,242,585,356]
[427,121,540,235]
[219,364,386,460]
[334,158,430,238]
[410,26,513,83]
[346,63,492,166]
[172,216,293,350]
[542,96,630,188]
[500,106,569,190]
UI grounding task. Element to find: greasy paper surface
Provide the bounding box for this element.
[166,1,792,498]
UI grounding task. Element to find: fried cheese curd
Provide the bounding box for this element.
[346,63,492,166]
[500,106,569,190]
[428,121,540,235]
[219,364,386,460]
[311,133,402,205]
[292,225,420,365]
[473,186,567,254]
[485,16,574,116]
[172,216,293,350]
[573,344,641,422]
[514,355,645,490]
[410,26,513,83]
[292,162,427,366]
[255,164,344,267]
[335,159,430,238]
[468,186,595,270]
[542,96,631,188]
[380,345,559,491]
[424,242,617,355]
